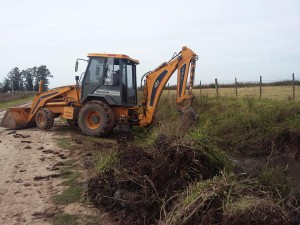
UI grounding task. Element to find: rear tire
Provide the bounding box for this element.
[35,108,54,130]
[78,100,115,137]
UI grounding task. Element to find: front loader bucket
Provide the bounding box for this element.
[0,107,32,129]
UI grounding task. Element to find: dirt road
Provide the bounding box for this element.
[0,110,67,224]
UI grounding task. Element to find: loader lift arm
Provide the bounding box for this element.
[139,46,198,126]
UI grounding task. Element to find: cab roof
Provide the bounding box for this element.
[87,53,139,64]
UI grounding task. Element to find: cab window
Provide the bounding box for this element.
[85,58,105,84]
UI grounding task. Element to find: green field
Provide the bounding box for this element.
[160,85,300,100]
[87,92,300,225]
[196,85,300,100]
[46,88,300,225]
[0,92,35,110]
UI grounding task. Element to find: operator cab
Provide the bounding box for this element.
[80,53,139,106]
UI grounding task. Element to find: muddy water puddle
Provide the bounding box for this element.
[232,155,300,192]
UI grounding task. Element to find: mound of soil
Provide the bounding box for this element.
[88,137,216,225]
[88,134,300,225]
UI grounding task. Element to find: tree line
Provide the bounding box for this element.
[0,65,52,93]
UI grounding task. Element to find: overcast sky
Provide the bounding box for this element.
[0,0,299,88]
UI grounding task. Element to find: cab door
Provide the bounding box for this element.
[81,58,105,101]
[125,63,137,105]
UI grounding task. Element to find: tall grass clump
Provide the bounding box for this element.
[134,92,193,145]
[160,172,295,225]
[193,95,300,156]
[137,94,299,168]
[141,93,300,156]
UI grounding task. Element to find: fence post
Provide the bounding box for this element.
[235,77,238,97]
[168,83,169,94]
[259,76,262,98]
[199,81,201,95]
[215,78,219,96]
[292,73,295,99]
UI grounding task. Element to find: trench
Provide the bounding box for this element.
[232,155,300,192]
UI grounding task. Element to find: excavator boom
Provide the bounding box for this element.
[139,46,198,126]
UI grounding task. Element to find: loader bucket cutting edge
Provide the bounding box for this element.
[0,107,32,129]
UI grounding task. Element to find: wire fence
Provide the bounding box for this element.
[165,73,300,100]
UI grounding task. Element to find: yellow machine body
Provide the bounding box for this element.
[1,46,198,136]
[1,84,82,129]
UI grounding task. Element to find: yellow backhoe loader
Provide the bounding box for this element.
[1,46,198,136]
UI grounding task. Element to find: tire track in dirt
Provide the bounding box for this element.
[0,127,67,225]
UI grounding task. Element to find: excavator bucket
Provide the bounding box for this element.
[0,107,32,129]
[180,106,199,128]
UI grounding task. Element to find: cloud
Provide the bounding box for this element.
[0,0,299,87]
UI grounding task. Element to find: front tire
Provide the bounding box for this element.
[78,100,115,137]
[35,108,54,130]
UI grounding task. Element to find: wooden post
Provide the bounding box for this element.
[168,83,170,94]
[259,76,262,98]
[235,77,238,97]
[215,78,219,96]
[292,73,295,99]
[199,81,201,95]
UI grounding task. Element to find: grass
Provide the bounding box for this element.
[161,172,289,225]
[53,185,82,205]
[189,85,300,100]
[49,89,300,224]
[0,94,35,110]
[0,91,35,108]
[133,92,299,197]
[95,150,117,172]
[197,96,300,155]
[133,92,299,224]
[149,92,300,156]
[53,132,85,205]
[52,123,119,224]
[54,137,73,149]
[52,163,83,205]
[259,166,290,197]
[53,213,79,225]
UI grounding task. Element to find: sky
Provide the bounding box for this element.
[0,0,299,88]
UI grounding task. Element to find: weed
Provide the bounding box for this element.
[161,172,233,225]
[259,166,290,197]
[53,165,83,205]
[54,137,72,149]
[191,96,300,155]
[95,151,117,172]
[161,172,289,225]
[53,185,82,205]
[61,170,82,186]
[61,159,76,167]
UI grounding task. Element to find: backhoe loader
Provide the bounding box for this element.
[1,46,198,136]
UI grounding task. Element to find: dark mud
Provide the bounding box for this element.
[88,134,300,225]
[88,137,216,225]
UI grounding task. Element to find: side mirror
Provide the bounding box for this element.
[75,60,79,72]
